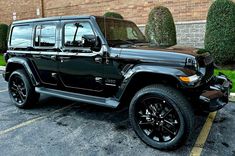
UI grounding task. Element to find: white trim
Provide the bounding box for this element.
[175,20,206,25]
[137,20,207,27]
[7,50,103,57]
[137,24,146,27]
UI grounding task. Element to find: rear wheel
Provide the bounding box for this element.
[129,84,194,150]
[8,69,40,108]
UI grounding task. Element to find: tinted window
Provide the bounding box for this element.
[35,24,56,47]
[11,25,32,47]
[64,22,94,47]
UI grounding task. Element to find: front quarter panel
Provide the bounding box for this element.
[115,64,193,100]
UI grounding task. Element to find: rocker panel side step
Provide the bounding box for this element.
[35,87,119,108]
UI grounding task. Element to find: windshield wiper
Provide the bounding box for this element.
[116,39,135,45]
[126,39,148,43]
[108,39,135,47]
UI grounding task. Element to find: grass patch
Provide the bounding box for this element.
[215,69,235,92]
[0,54,6,66]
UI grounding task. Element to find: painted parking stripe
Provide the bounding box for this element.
[0,89,8,93]
[190,111,217,156]
[0,102,75,136]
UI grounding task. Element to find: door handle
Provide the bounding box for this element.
[94,56,102,64]
[33,55,41,59]
[59,56,71,62]
[51,55,57,61]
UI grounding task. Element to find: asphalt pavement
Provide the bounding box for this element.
[0,70,234,156]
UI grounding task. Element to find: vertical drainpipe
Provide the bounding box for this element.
[41,0,45,18]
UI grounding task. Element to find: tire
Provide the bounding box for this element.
[129,84,194,150]
[8,69,40,108]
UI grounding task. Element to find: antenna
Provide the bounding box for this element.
[104,16,107,39]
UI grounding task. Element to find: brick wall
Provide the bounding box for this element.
[0,0,213,25]
[0,0,234,48]
[0,0,41,24]
[43,0,212,25]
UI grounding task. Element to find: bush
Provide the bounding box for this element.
[0,23,8,53]
[103,12,124,19]
[145,6,176,47]
[205,0,235,65]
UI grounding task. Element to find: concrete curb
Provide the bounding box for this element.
[230,93,235,102]
[0,66,5,71]
[0,65,234,101]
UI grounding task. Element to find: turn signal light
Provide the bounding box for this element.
[179,75,200,83]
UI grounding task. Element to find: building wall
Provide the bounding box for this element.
[176,21,206,48]
[0,0,41,24]
[0,0,233,48]
[0,0,212,25]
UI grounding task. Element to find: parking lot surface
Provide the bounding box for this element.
[0,70,234,156]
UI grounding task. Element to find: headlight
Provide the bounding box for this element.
[185,57,199,71]
[179,74,201,83]
[195,62,200,71]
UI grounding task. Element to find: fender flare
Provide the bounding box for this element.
[116,64,189,100]
[5,57,40,86]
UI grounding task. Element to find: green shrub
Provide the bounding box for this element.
[197,48,210,54]
[205,0,235,65]
[103,12,124,19]
[0,23,8,53]
[145,6,176,47]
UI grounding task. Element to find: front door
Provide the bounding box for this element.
[58,20,105,93]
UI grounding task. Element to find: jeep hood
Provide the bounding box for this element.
[117,45,199,64]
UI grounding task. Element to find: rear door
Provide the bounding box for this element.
[30,21,60,87]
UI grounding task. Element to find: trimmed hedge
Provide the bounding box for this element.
[205,0,235,65]
[0,23,8,53]
[145,6,176,47]
[103,12,124,19]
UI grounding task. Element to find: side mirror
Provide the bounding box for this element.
[82,35,101,52]
[4,53,9,62]
[82,35,97,48]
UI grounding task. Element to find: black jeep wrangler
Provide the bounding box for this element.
[2,15,232,150]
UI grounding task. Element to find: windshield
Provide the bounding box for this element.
[96,17,147,46]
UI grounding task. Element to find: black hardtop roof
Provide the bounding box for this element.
[12,15,94,24]
[12,15,130,25]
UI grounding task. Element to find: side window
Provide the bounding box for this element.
[11,25,32,47]
[64,22,94,47]
[35,24,56,47]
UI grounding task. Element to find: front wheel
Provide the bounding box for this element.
[129,85,194,150]
[8,69,40,108]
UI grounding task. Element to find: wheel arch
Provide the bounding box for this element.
[116,65,187,106]
[4,57,40,86]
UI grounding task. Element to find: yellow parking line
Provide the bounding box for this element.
[0,103,75,136]
[0,89,8,93]
[190,111,217,156]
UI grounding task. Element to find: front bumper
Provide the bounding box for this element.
[199,73,233,112]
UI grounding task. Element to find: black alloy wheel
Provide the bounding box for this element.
[129,85,194,150]
[136,96,180,143]
[9,74,27,104]
[8,69,40,108]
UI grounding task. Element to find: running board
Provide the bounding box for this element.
[35,87,119,108]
